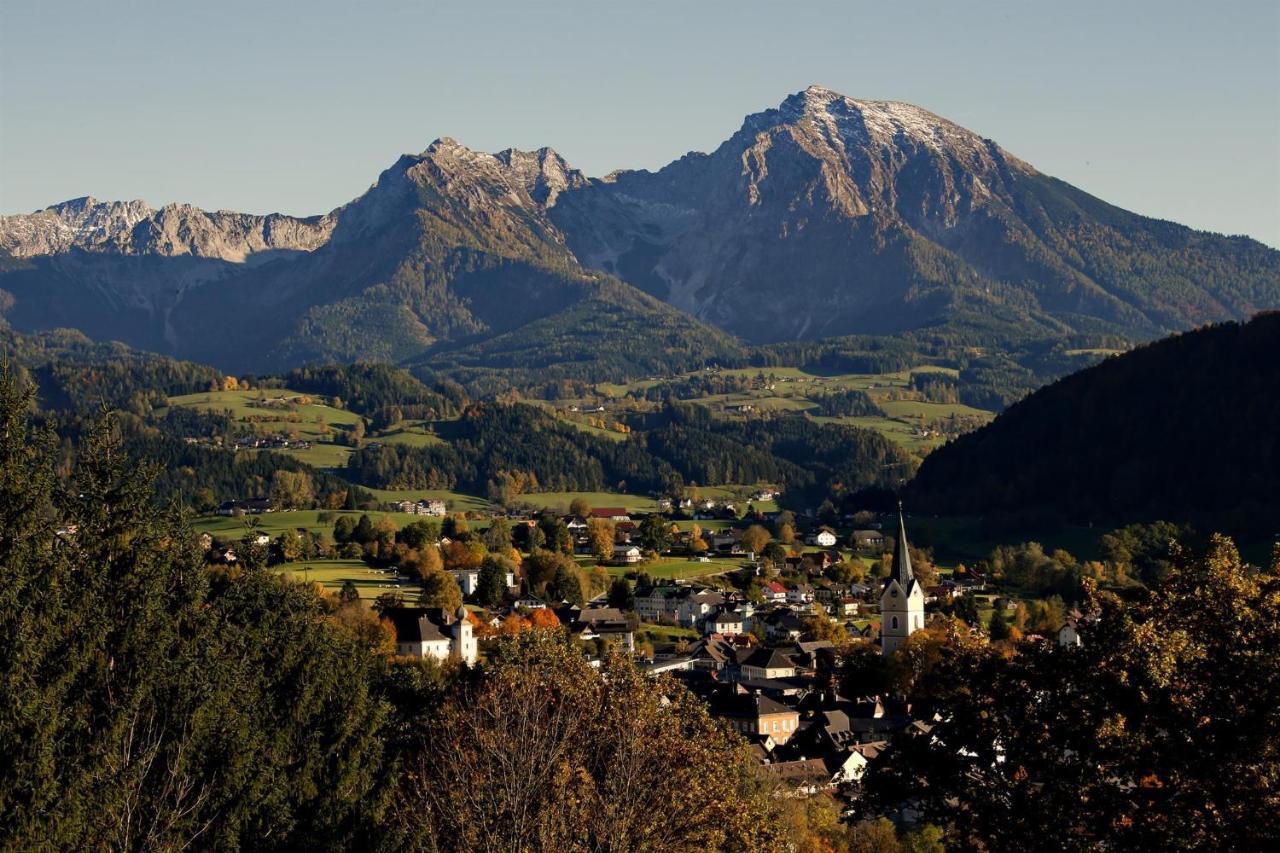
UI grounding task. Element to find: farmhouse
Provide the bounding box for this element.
[217,498,274,516]
[853,529,887,549]
[806,527,838,548]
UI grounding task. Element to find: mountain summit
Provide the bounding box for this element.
[1,86,1277,371]
[549,86,1279,343]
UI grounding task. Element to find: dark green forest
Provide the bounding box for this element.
[909,313,1280,533]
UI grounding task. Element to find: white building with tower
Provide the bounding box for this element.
[880,506,925,656]
[384,604,477,665]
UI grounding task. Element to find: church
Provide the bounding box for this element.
[880,506,925,656]
[384,604,478,665]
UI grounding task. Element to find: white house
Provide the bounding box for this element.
[786,583,815,605]
[677,590,726,629]
[612,544,642,564]
[807,528,838,548]
[762,581,788,603]
[703,610,745,636]
[452,568,516,597]
[739,646,799,681]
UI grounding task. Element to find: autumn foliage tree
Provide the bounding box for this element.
[393,632,785,851]
[865,538,1280,850]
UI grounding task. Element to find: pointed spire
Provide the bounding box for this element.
[891,501,914,587]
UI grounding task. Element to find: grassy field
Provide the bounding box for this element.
[272,559,419,601]
[563,366,994,456]
[163,388,361,470]
[194,509,427,538]
[512,491,661,514]
[612,557,740,580]
[376,421,446,448]
[635,623,700,644]
[165,389,361,432]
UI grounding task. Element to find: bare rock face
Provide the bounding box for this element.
[0,197,335,261]
[494,147,589,207]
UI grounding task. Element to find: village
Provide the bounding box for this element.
[200,490,1091,812]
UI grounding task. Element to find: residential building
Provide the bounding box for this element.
[739,646,799,681]
[709,687,801,744]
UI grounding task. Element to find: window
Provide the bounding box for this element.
[891,616,899,629]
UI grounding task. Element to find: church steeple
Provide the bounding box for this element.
[891,502,914,588]
[879,501,925,656]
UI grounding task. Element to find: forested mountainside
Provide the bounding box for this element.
[344,402,909,503]
[908,312,1280,532]
[2,86,1276,381]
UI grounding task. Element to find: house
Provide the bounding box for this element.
[739,646,799,681]
[763,758,831,794]
[452,567,516,597]
[762,610,804,644]
[703,609,746,637]
[709,686,801,745]
[384,605,477,665]
[591,507,631,522]
[555,605,636,652]
[677,590,726,628]
[1058,608,1097,648]
[686,637,739,673]
[806,527,838,548]
[612,544,642,565]
[762,581,788,603]
[786,584,815,605]
[832,597,859,617]
[392,499,447,516]
[853,529,887,550]
[634,584,680,622]
[711,530,745,556]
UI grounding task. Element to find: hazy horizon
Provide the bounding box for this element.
[2,0,1277,246]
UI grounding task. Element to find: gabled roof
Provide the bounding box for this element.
[384,606,455,644]
[710,687,795,719]
[740,646,798,671]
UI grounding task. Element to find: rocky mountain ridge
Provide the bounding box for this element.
[2,85,1277,372]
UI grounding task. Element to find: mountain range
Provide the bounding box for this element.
[2,85,1277,376]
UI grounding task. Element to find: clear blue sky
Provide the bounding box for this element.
[2,0,1277,246]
